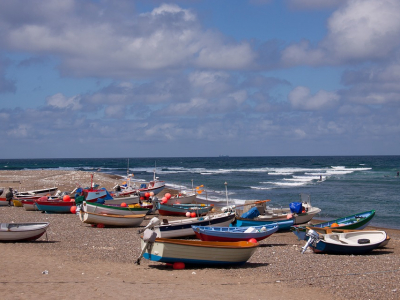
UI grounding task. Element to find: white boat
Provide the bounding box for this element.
[122,169,165,196]
[104,194,140,205]
[141,212,236,239]
[162,192,197,204]
[140,238,258,266]
[136,226,259,266]
[14,187,59,198]
[252,193,321,225]
[82,201,149,215]
[79,210,146,227]
[301,229,388,255]
[0,222,49,242]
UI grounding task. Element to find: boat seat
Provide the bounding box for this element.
[1,223,9,231]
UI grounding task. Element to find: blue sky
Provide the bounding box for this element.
[1,0,399,158]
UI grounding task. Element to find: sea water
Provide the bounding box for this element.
[0,156,399,229]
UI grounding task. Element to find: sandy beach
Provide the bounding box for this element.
[0,170,399,300]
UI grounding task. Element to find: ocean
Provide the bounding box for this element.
[1,156,399,229]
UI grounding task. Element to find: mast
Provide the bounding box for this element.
[127,158,130,178]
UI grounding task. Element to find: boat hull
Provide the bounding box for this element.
[154,213,236,238]
[310,231,387,254]
[35,200,75,213]
[79,211,145,227]
[141,238,258,266]
[233,218,294,231]
[104,195,140,205]
[291,210,376,240]
[83,201,149,215]
[192,225,278,242]
[157,203,212,217]
[0,222,49,242]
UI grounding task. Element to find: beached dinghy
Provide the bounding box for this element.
[301,228,388,255]
[192,224,278,242]
[21,199,39,211]
[233,218,295,231]
[136,219,259,266]
[0,222,49,242]
[14,187,59,198]
[35,199,76,213]
[79,210,146,227]
[234,194,320,231]
[291,210,376,241]
[156,202,213,217]
[139,213,236,238]
[303,227,391,248]
[82,201,150,215]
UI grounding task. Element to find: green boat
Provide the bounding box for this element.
[291,210,376,240]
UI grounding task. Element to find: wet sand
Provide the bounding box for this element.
[0,170,399,300]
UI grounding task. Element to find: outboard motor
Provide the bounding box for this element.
[301,229,320,254]
[138,217,161,234]
[135,217,160,265]
[221,205,236,213]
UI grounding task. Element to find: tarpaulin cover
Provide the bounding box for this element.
[241,207,260,219]
[289,202,302,214]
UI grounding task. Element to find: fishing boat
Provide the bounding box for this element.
[14,187,59,198]
[236,194,320,229]
[139,238,258,266]
[136,223,259,266]
[303,227,391,248]
[156,202,213,217]
[301,228,388,255]
[291,210,376,241]
[141,213,236,239]
[82,201,150,215]
[121,169,165,197]
[0,222,49,242]
[192,224,278,242]
[233,218,294,231]
[35,199,76,213]
[104,194,140,205]
[21,199,39,211]
[79,210,146,227]
[163,192,197,204]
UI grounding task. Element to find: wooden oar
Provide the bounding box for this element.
[233,200,270,209]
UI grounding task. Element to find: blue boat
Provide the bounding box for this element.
[192,224,278,242]
[232,218,294,231]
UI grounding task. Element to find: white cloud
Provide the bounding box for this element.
[289,86,340,110]
[281,0,400,66]
[46,93,82,110]
[1,1,257,77]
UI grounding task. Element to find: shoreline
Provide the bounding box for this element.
[0,170,399,299]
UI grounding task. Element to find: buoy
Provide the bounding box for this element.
[190,212,196,218]
[186,212,191,217]
[70,206,77,214]
[173,262,185,270]
[63,195,71,202]
[150,192,155,197]
[248,238,257,243]
[140,196,145,200]
[286,213,293,219]
[331,223,339,227]
[145,192,150,199]
[165,193,171,200]
[121,202,127,207]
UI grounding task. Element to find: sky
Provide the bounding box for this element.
[1,0,400,158]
